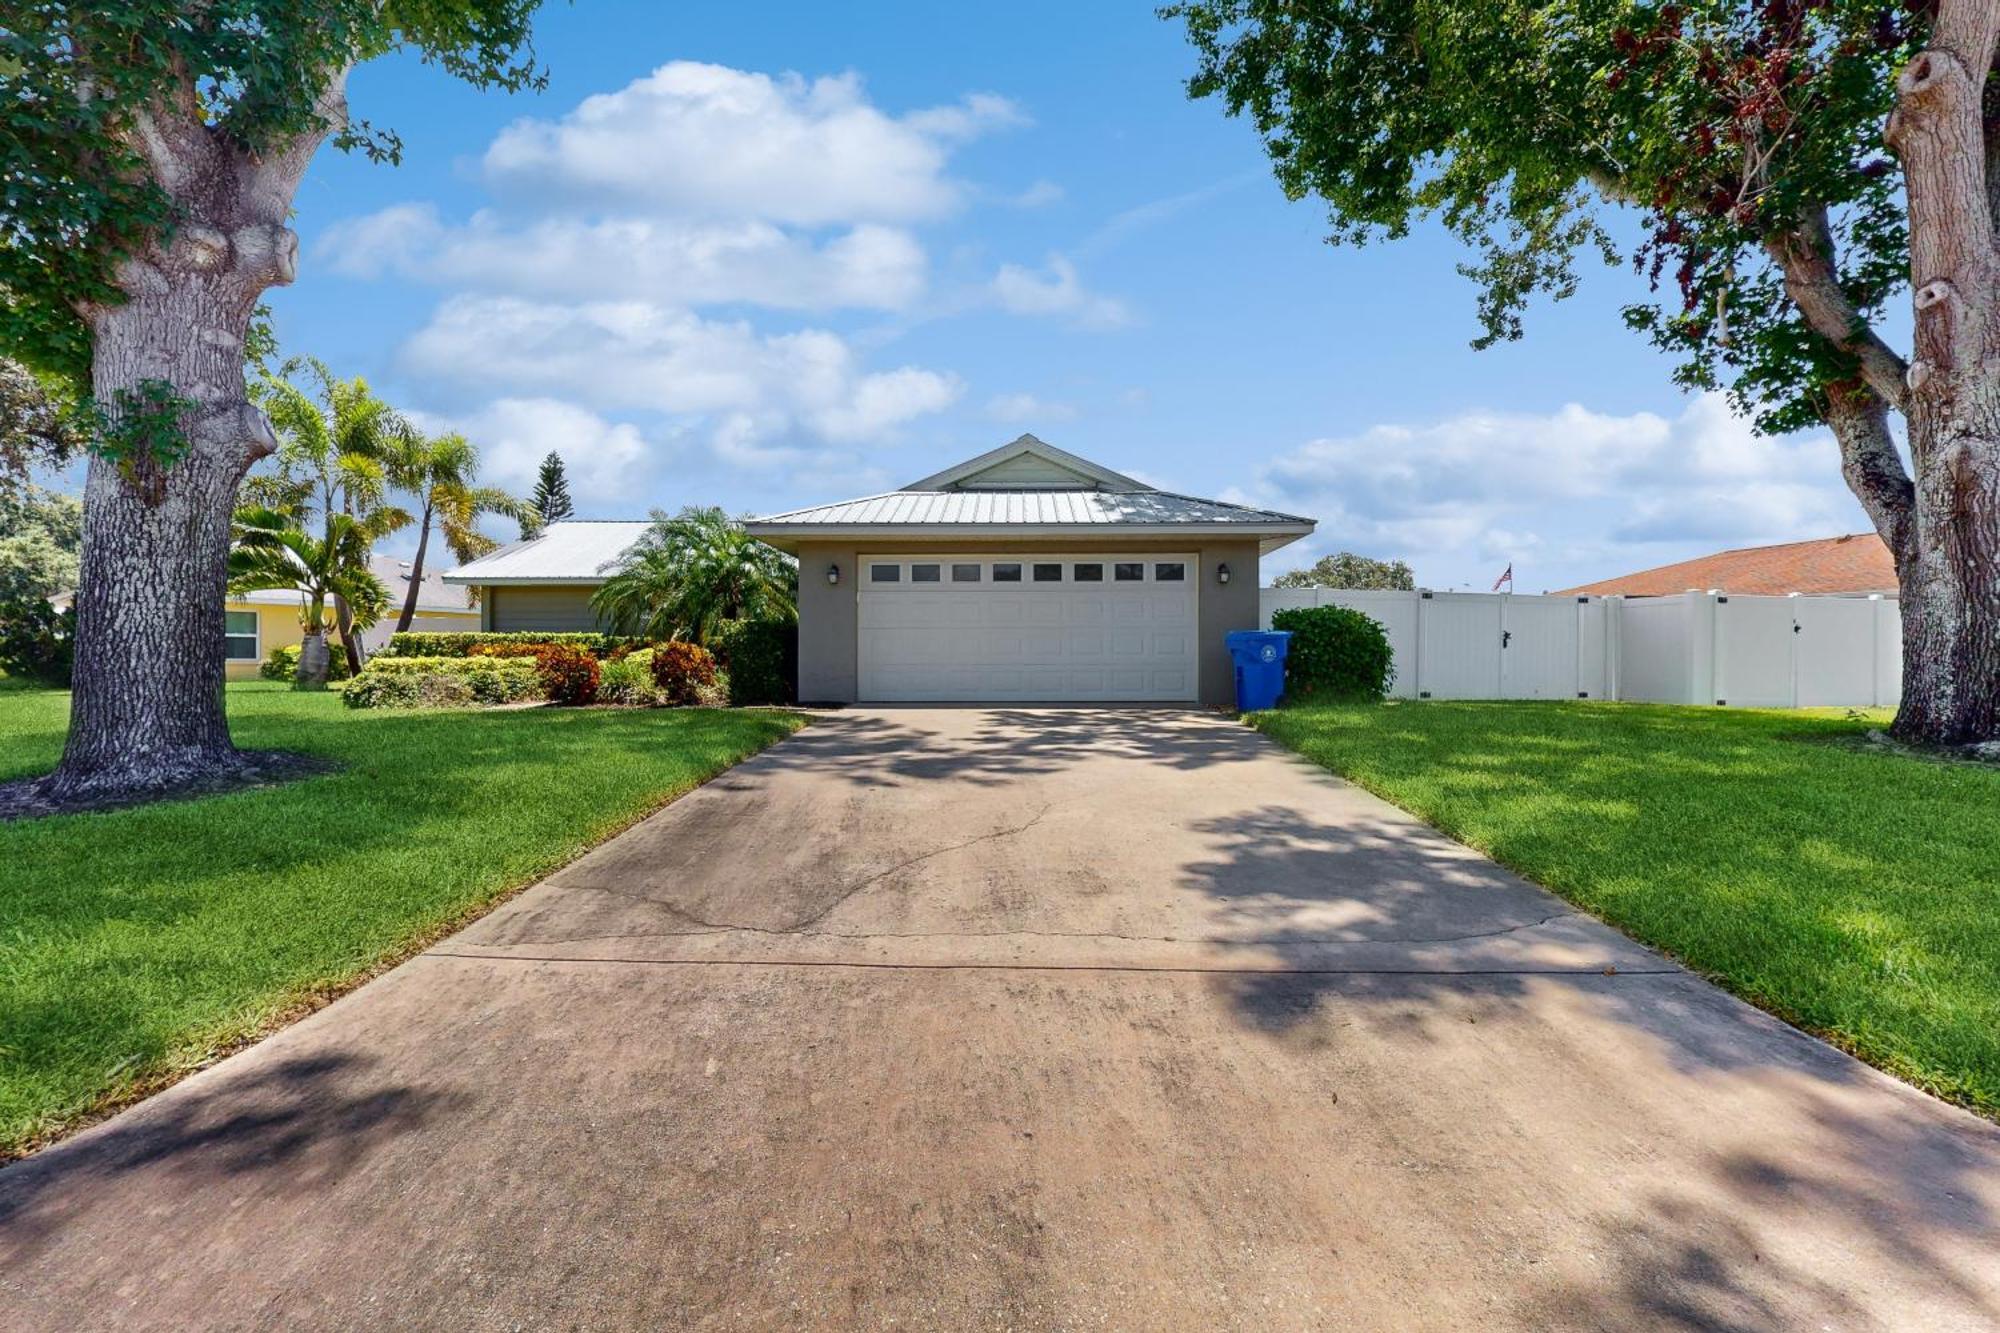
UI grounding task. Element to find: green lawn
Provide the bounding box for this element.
[0,684,804,1157]
[1251,701,2000,1114]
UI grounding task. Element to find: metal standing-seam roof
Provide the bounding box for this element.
[745,489,1312,529]
[442,521,651,586]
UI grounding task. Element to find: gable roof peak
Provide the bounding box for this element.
[901,434,1153,493]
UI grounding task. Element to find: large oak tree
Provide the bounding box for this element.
[1171,0,1999,743]
[2,1,544,799]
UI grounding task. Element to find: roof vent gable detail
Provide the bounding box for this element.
[900,434,1154,494]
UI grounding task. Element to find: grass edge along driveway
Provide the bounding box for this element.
[1251,700,2000,1118]
[0,683,806,1159]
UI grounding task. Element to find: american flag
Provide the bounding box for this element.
[1491,563,1514,592]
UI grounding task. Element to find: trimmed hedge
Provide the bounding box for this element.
[1270,605,1395,703]
[382,631,642,658]
[711,618,796,705]
[339,656,541,709]
[258,642,351,682]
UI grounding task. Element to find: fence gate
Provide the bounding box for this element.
[1499,595,1582,699]
[1415,593,1503,698]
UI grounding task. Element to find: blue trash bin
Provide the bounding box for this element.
[1225,630,1292,711]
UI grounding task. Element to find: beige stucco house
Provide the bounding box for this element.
[446,436,1313,707]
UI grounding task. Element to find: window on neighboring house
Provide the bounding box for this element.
[870,564,902,583]
[951,564,982,582]
[911,563,942,583]
[1032,563,1064,582]
[1114,563,1144,582]
[225,610,260,661]
[1154,562,1186,582]
[993,563,1023,582]
[1072,563,1104,582]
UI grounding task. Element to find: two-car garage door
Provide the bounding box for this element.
[858,554,1198,701]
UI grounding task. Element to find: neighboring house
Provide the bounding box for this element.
[447,434,1316,705]
[1556,533,1898,598]
[222,554,480,679]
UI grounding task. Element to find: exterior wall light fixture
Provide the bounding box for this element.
[1216,563,1232,585]
[826,562,841,586]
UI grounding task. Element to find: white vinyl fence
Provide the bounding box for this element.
[1260,588,1902,708]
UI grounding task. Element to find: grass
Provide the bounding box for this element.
[1251,700,2000,1117]
[0,683,805,1157]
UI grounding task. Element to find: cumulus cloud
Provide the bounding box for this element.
[482,62,1020,224]
[401,296,963,451]
[427,398,659,507]
[1249,393,1868,588]
[989,255,1130,328]
[319,205,925,311]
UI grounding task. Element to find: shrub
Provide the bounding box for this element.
[1269,605,1395,703]
[596,654,661,706]
[259,642,351,682]
[466,641,548,659]
[339,656,540,709]
[710,618,796,705]
[0,598,74,687]
[533,643,600,706]
[383,631,640,658]
[649,640,717,705]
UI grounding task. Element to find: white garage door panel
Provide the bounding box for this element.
[859,553,1198,701]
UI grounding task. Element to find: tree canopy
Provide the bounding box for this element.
[1167,0,1924,434]
[1273,551,1418,590]
[0,0,545,387]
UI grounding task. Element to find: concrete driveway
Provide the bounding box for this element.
[3,708,1997,1330]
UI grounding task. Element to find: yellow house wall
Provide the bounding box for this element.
[225,602,305,680]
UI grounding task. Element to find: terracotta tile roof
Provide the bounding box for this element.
[1555,533,1896,597]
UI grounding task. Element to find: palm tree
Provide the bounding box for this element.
[379,423,532,633]
[592,507,797,645]
[229,507,390,689]
[247,358,410,672]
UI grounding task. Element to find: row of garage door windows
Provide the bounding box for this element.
[869,560,1188,585]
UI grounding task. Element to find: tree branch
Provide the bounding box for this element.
[1824,380,1915,564]
[1764,208,1911,410]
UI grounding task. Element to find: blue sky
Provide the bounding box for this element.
[263,0,1873,591]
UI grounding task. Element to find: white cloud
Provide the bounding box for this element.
[985,392,1077,424]
[436,398,659,507]
[1248,393,1867,589]
[482,62,1021,225]
[319,205,926,311]
[989,255,1130,329]
[1009,179,1065,208]
[401,296,963,451]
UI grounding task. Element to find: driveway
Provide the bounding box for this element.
[3,707,1996,1330]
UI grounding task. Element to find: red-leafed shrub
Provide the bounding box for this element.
[649,640,716,705]
[533,643,601,705]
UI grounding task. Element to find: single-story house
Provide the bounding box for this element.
[222,554,480,678]
[1555,533,1897,598]
[446,434,1315,706]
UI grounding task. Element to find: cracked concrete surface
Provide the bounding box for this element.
[2,706,1996,1331]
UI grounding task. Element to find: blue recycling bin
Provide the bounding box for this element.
[1225,630,1292,711]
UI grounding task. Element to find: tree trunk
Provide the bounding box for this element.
[395,507,434,634]
[333,593,364,675]
[1882,4,2000,745]
[43,71,347,799]
[295,629,331,691]
[47,252,286,798]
